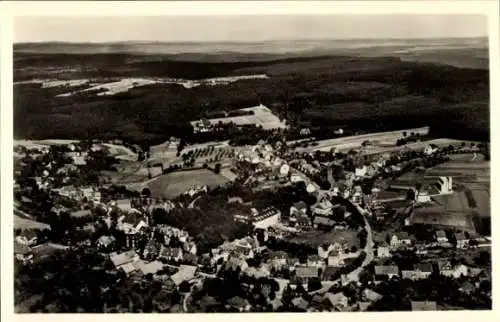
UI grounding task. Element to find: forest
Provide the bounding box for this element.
[14,52,489,147]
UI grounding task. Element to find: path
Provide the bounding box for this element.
[310,203,374,295]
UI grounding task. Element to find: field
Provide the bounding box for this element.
[190,105,287,130]
[146,169,230,198]
[289,229,359,249]
[14,215,50,230]
[292,127,429,153]
[410,208,477,232]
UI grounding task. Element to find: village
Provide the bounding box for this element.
[13,112,491,312]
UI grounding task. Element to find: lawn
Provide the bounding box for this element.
[289,229,359,249]
[147,169,230,198]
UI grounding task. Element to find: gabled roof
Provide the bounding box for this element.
[134,260,164,275]
[374,265,399,275]
[313,216,335,227]
[296,265,319,278]
[436,230,447,238]
[160,247,182,258]
[110,250,138,267]
[325,292,348,307]
[292,201,308,210]
[291,297,309,310]
[411,301,437,311]
[362,289,383,302]
[227,296,250,309]
[455,232,467,240]
[415,263,433,273]
[171,265,197,285]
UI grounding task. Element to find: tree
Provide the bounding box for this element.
[141,188,151,197]
[214,163,221,174]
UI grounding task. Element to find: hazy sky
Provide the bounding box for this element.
[14,15,488,43]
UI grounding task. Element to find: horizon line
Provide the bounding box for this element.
[14,35,488,45]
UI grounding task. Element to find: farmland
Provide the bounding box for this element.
[146,169,230,198]
[190,105,287,130]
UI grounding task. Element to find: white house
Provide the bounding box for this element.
[390,232,412,249]
[355,166,368,178]
[377,246,391,258]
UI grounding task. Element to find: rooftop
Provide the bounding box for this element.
[411,301,437,311]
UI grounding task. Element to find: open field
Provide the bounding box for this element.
[14,215,50,230]
[147,169,230,198]
[190,105,287,130]
[100,143,137,161]
[291,127,429,153]
[289,229,359,249]
[410,208,477,232]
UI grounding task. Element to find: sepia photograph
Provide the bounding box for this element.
[1,1,497,316]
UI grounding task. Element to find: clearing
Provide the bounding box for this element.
[147,169,230,198]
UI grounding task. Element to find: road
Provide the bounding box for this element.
[309,203,374,295]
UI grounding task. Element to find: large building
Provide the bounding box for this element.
[190,104,287,133]
[234,207,281,229]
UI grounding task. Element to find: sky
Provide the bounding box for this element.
[14,15,488,43]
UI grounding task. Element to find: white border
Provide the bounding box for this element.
[1,1,498,322]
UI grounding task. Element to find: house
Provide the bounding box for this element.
[374,265,400,280]
[143,240,161,259]
[402,263,433,280]
[15,230,38,246]
[313,199,334,216]
[291,297,309,311]
[438,261,469,278]
[362,289,383,303]
[327,250,344,267]
[135,260,164,276]
[455,232,469,249]
[170,264,198,286]
[435,230,448,244]
[183,242,198,256]
[411,301,437,311]
[97,235,116,250]
[295,265,319,282]
[322,266,341,281]
[313,216,336,229]
[268,251,288,270]
[226,296,251,312]
[318,244,334,259]
[110,250,140,275]
[325,292,349,310]
[355,166,367,178]
[114,199,134,213]
[225,256,249,272]
[243,266,270,279]
[252,207,281,229]
[14,241,34,264]
[390,232,412,248]
[269,298,283,310]
[160,247,183,262]
[307,255,325,268]
[296,215,312,229]
[290,201,308,216]
[376,246,391,258]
